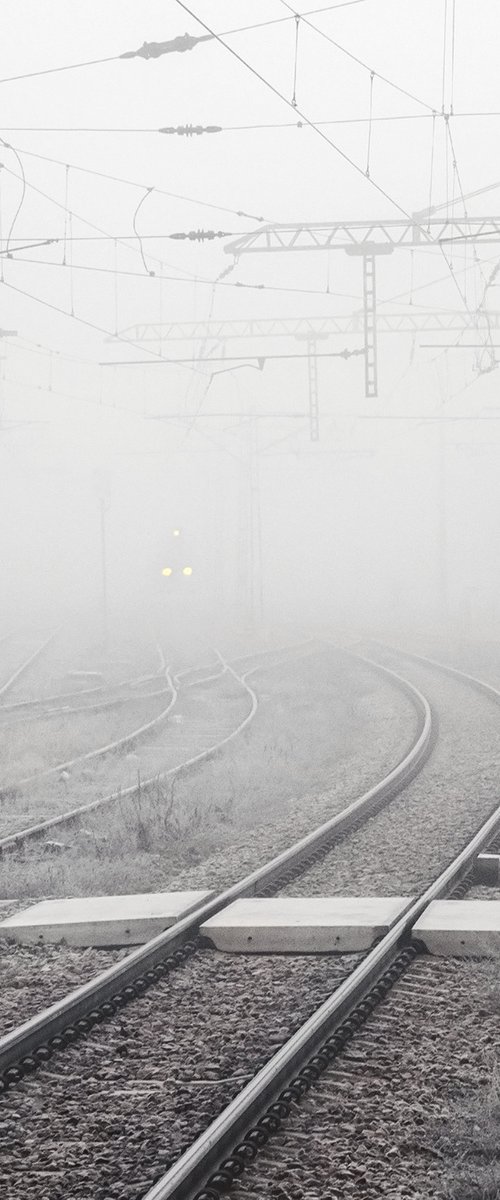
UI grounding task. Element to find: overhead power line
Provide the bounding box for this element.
[1,140,268,223]
[174,1,432,231]
[278,0,435,113]
[102,349,365,365]
[0,3,377,86]
[0,231,250,253]
[3,114,500,133]
[0,276,205,376]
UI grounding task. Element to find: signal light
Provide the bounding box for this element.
[173,528,181,537]
[182,566,193,576]
[161,567,173,577]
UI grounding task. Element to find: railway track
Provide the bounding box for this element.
[0,640,333,855]
[2,645,497,1199]
[0,652,256,853]
[0,644,169,722]
[0,630,58,701]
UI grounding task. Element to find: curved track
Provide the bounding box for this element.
[0,650,429,1090]
[144,646,500,1200]
[5,645,496,1200]
[0,652,258,854]
[0,631,57,701]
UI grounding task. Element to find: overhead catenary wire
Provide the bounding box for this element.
[279,0,436,112]
[366,70,375,178]
[132,187,155,274]
[0,140,269,222]
[174,0,483,321]
[0,140,27,256]
[0,251,361,300]
[0,157,204,283]
[291,15,300,108]
[441,0,448,115]
[0,276,207,376]
[3,113,500,132]
[174,0,434,230]
[0,3,383,87]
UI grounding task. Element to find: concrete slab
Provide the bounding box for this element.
[476,853,500,885]
[413,900,500,957]
[201,896,412,954]
[0,890,212,947]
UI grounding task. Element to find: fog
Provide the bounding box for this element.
[1,0,500,649]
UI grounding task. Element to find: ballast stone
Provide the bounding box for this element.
[0,890,212,947]
[414,899,500,957]
[201,896,412,953]
[475,852,500,884]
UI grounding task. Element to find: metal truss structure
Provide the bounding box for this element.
[223,217,500,256]
[221,217,500,398]
[112,309,500,441]
[115,309,500,343]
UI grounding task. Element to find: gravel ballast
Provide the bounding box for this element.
[0,950,361,1200]
[0,648,416,1032]
[229,954,500,1199]
[1,650,499,1198]
[279,655,500,897]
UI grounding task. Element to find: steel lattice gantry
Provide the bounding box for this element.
[223,217,500,398]
[224,217,500,255]
[112,310,500,441]
[115,310,500,342]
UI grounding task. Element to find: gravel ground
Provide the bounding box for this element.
[0,649,414,1033]
[149,650,417,895]
[229,954,500,1200]
[0,672,249,840]
[0,950,361,1200]
[0,646,415,904]
[0,940,125,1036]
[0,633,51,689]
[0,631,154,706]
[279,655,500,897]
[1,651,498,1198]
[466,883,500,899]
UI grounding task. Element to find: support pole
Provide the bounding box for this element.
[306,336,320,441]
[100,497,108,649]
[363,253,378,398]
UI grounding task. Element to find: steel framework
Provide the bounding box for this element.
[224,217,500,256]
[114,310,500,342]
[222,217,500,396]
[111,308,500,437]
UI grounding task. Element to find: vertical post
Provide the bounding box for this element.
[100,497,108,649]
[363,253,378,397]
[306,336,320,441]
[437,397,449,626]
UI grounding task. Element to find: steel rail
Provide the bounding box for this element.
[146,794,500,1200]
[0,686,173,726]
[142,653,500,1200]
[0,656,256,854]
[0,630,57,699]
[0,662,176,796]
[0,643,167,715]
[371,639,500,701]
[0,654,430,1090]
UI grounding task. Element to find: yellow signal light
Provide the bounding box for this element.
[173,528,181,537]
[162,567,173,577]
[182,566,193,576]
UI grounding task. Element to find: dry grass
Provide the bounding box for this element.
[0,692,166,783]
[0,657,398,900]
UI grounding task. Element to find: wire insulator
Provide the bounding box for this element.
[120,34,213,60]
[168,229,232,241]
[159,125,222,137]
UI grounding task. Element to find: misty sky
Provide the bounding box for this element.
[1,2,500,637]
